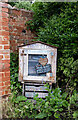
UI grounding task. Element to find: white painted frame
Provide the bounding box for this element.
[23,49,52,82]
[19,43,57,83]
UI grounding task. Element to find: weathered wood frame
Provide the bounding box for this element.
[23,49,51,81]
[19,43,57,83]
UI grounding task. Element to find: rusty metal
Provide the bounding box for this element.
[21,53,26,56]
[22,50,24,53]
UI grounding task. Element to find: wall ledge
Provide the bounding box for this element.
[0,2,33,13]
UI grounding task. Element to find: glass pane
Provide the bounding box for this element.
[28,54,47,76]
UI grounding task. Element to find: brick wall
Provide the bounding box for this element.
[0,2,10,98]
[0,2,36,119]
[9,8,35,52]
[0,2,36,98]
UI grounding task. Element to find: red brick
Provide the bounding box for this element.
[1,86,5,90]
[0,64,3,71]
[5,72,10,77]
[2,8,8,13]
[2,41,9,44]
[11,32,17,36]
[5,88,10,95]
[0,50,10,54]
[0,46,2,49]
[0,37,2,41]
[12,19,16,22]
[1,60,10,63]
[0,11,2,16]
[0,86,2,91]
[5,90,8,95]
[2,21,8,26]
[11,43,17,47]
[2,76,10,82]
[0,76,2,80]
[0,31,2,35]
[0,55,3,59]
[0,72,5,77]
[0,92,2,96]
[2,31,9,36]
[2,68,10,72]
[4,55,10,59]
[2,17,9,22]
[6,85,10,90]
[5,81,10,86]
[4,46,10,49]
[3,36,9,41]
[2,91,5,95]
[4,63,10,68]
[2,26,9,31]
[1,12,9,17]
[0,26,2,30]
[0,82,4,86]
[0,72,3,77]
[12,9,21,16]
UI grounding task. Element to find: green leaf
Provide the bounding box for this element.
[73,111,78,118]
[54,112,60,118]
[45,102,49,107]
[35,113,47,119]
[59,108,63,112]
[16,96,27,102]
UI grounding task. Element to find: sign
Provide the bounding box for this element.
[39,57,48,66]
[36,64,51,74]
[28,54,47,76]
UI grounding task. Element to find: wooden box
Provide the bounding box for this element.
[19,41,57,84]
[23,83,48,98]
[19,41,57,98]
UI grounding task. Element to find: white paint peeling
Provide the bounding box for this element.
[19,42,57,83]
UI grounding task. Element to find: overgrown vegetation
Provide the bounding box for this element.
[8,1,32,10]
[15,1,32,10]
[28,2,78,89]
[7,1,78,119]
[3,81,78,119]
[10,53,22,95]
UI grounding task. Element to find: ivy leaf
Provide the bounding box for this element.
[54,112,60,118]
[35,113,47,119]
[16,96,27,102]
[73,111,78,118]
[59,108,63,112]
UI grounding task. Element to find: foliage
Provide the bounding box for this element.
[3,84,69,120]
[69,90,78,119]
[8,1,32,10]
[3,83,78,119]
[8,45,78,120]
[8,2,78,120]
[15,1,32,10]
[10,53,22,94]
[8,2,16,7]
[26,2,78,91]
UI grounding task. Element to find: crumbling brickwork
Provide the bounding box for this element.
[9,8,35,52]
[0,2,35,98]
[0,3,10,97]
